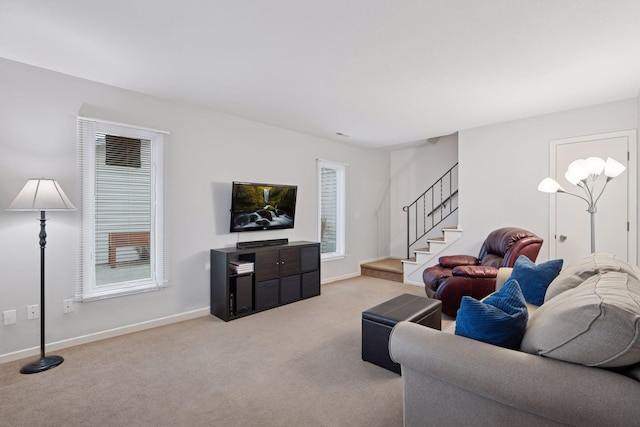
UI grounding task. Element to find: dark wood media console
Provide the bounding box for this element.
[210,241,321,321]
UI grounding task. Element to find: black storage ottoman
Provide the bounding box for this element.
[362,293,442,374]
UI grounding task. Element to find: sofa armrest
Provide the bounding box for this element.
[389,322,640,426]
[495,267,513,291]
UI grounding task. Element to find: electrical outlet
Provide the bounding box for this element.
[27,304,40,320]
[63,299,74,314]
[3,310,16,326]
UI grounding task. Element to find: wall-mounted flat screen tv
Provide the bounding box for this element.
[230,181,298,232]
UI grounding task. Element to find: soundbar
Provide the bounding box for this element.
[236,238,289,249]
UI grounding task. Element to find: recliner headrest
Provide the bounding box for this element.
[483,227,536,256]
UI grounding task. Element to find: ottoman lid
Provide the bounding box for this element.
[363,294,441,327]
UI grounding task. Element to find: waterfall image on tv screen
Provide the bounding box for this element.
[230,182,297,232]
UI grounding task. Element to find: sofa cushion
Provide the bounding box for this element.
[455,278,528,349]
[620,363,640,381]
[509,255,563,306]
[545,253,640,301]
[521,271,640,367]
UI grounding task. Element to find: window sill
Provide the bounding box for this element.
[321,254,347,262]
[80,281,164,302]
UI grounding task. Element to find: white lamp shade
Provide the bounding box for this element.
[604,157,625,178]
[7,179,76,211]
[564,169,582,185]
[538,177,565,193]
[567,159,590,181]
[585,157,606,176]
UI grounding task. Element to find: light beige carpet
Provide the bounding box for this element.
[0,277,446,427]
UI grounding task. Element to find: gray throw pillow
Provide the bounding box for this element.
[521,271,640,368]
[544,253,640,302]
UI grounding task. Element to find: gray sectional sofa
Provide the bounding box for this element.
[389,254,640,426]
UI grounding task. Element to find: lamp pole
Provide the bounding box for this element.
[19,210,65,374]
[588,205,596,254]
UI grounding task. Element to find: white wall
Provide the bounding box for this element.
[0,59,390,359]
[389,134,459,258]
[456,98,638,262]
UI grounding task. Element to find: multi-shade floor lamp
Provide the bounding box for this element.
[538,156,625,253]
[7,178,76,374]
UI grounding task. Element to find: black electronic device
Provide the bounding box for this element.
[236,238,289,249]
[230,181,297,232]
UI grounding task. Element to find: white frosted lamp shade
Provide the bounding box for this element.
[567,159,589,181]
[564,169,581,185]
[604,157,625,178]
[538,178,565,193]
[585,157,605,176]
[7,179,76,211]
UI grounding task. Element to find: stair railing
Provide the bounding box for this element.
[402,163,459,259]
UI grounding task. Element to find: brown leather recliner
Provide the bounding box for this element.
[423,227,543,317]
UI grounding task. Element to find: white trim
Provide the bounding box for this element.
[316,158,349,166]
[320,272,360,284]
[321,254,347,262]
[0,308,210,364]
[78,116,170,135]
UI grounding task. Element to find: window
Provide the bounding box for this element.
[317,159,346,259]
[77,117,167,301]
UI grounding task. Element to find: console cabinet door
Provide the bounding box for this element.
[300,245,319,272]
[256,279,279,310]
[280,275,301,304]
[255,250,280,281]
[302,270,320,298]
[255,248,300,280]
[279,247,300,277]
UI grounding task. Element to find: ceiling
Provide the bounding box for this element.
[1,1,639,149]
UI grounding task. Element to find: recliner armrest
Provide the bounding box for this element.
[452,265,498,278]
[439,255,479,268]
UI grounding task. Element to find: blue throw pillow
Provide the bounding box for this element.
[510,256,563,306]
[455,279,528,350]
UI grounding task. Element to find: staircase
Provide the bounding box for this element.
[360,226,463,284]
[402,226,462,285]
[360,162,461,285]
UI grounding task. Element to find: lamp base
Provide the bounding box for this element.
[20,355,64,374]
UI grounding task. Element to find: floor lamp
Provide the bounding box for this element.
[538,156,625,253]
[7,178,76,374]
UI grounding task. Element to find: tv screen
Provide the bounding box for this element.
[230,182,297,232]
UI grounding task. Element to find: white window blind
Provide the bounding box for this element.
[77,117,168,301]
[317,159,346,259]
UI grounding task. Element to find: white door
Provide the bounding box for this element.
[549,130,636,264]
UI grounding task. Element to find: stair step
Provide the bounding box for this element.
[361,258,404,283]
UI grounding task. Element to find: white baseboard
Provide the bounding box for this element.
[404,279,424,286]
[0,307,210,365]
[321,271,361,284]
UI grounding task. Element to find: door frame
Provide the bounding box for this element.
[548,129,637,263]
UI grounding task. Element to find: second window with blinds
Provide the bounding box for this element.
[317,159,346,260]
[77,118,167,301]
